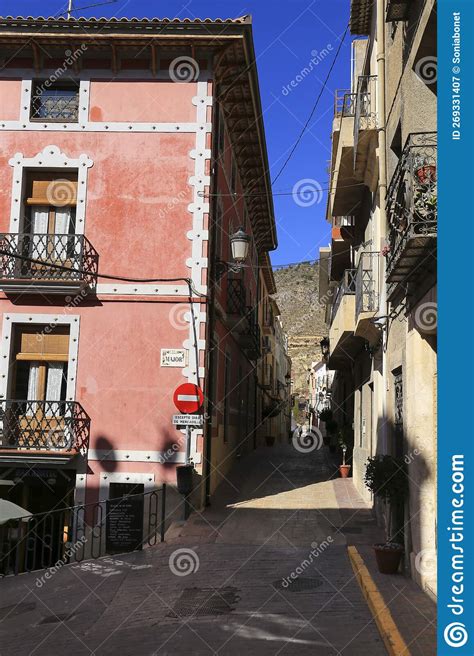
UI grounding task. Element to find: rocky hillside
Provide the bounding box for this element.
[273,261,326,398]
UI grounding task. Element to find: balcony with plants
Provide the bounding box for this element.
[385,132,437,299]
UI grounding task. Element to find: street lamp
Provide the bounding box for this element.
[215,226,250,278]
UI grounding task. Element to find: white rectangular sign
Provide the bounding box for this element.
[161,349,187,367]
[172,414,203,426]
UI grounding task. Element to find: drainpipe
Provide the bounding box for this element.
[376,0,389,453]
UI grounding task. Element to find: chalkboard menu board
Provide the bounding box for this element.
[106,496,144,554]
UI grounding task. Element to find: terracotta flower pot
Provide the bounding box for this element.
[373,543,404,574]
[339,464,351,478]
[415,164,436,184]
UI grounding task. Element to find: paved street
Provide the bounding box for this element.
[0,445,389,655]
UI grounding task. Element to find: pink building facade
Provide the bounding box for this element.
[0,16,277,517]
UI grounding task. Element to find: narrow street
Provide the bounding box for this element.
[0,445,387,655]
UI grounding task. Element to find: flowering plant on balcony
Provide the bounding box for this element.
[381,244,391,257]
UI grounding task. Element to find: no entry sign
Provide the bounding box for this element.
[173,383,204,414]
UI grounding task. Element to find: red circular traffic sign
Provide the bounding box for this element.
[173,383,204,414]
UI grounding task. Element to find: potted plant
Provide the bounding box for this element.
[364,455,408,574]
[339,444,351,478]
[415,162,436,184]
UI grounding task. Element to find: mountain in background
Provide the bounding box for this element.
[273,261,326,403]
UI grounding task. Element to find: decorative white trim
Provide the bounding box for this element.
[178,81,213,462]
[98,471,156,500]
[0,313,80,401]
[87,448,202,464]
[95,283,201,296]
[8,144,93,235]
[2,72,213,133]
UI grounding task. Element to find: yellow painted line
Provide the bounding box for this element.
[347,545,411,656]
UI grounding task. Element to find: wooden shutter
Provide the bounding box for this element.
[26,173,77,206]
[15,326,70,362]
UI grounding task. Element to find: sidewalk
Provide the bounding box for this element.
[0,444,435,655]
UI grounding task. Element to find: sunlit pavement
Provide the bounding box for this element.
[0,444,390,655]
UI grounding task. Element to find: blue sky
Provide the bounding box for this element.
[2,0,352,266]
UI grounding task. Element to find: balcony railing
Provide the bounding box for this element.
[386,132,437,284]
[227,278,246,315]
[0,233,98,289]
[333,216,356,227]
[30,91,79,122]
[241,307,261,360]
[354,75,377,155]
[334,89,356,117]
[0,400,90,455]
[330,268,356,324]
[355,252,380,317]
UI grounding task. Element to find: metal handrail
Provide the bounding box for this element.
[0,486,167,576]
[354,75,377,157]
[0,400,90,454]
[355,252,380,317]
[0,233,98,287]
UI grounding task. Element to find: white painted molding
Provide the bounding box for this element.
[88,448,191,464]
[0,313,80,402]
[8,144,93,235]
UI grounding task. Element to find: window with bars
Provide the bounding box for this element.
[30,82,79,122]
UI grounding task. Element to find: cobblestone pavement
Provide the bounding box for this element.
[0,445,393,655]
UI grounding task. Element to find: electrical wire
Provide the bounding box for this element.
[271,23,350,186]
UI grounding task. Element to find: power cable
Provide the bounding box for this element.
[271,23,350,186]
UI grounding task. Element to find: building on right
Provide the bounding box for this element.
[320,0,437,597]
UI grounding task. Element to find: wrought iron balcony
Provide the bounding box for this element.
[30,91,79,122]
[0,233,98,293]
[354,75,377,160]
[355,252,380,318]
[330,268,356,325]
[334,89,356,117]
[386,132,437,288]
[240,307,261,360]
[0,400,90,457]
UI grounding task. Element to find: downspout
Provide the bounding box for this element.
[376,0,389,452]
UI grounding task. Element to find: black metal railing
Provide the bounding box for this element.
[354,75,377,154]
[242,306,261,360]
[0,400,90,454]
[0,486,167,577]
[227,278,246,315]
[333,216,356,227]
[0,233,98,288]
[334,89,356,117]
[355,252,380,317]
[330,269,356,325]
[30,92,79,122]
[386,132,437,281]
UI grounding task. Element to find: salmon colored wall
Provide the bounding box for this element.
[0,131,196,279]
[89,80,197,122]
[0,79,21,120]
